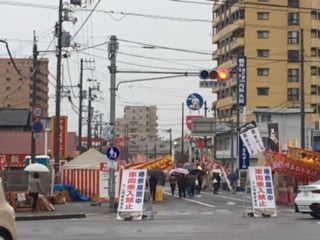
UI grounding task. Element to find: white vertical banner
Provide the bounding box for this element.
[117,169,147,220]
[248,166,277,217]
[99,162,109,199]
[239,121,265,155]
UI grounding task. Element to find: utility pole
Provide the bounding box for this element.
[31,31,38,164]
[168,128,172,156]
[54,0,63,174]
[78,59,95,153]
[99,113,104,152]
[204,100,208,153]
[181,102,184,156]
[87,86,92,149]
[108,35,118,212]
[78,58,83,153]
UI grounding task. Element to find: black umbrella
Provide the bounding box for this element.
[148,169,166,185]
[189,169,205,176]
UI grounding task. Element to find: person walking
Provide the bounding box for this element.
[28,172,44,212]
[196,175,203,195]
[186,174,195,198]
[213,173,221,194]
[228,171,239,194]
[176,174,186,199]
[149,175,158,202]
[169,175,176,196]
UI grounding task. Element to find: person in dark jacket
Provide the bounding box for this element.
[169,175,177,196]
[149,175,158,202]
[176,174,186,199]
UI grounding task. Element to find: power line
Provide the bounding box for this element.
[118,38,212,55]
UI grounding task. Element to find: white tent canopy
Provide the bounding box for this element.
[62,148,107,170]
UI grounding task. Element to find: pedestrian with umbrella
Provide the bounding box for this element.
[168,174,176,196]
[176,173,186,199]
[28,172,45,212]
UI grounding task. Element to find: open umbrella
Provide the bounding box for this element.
[170,167,189,175]
[189,168,205,176]
[24,163,49,172]
[148,169,166,185]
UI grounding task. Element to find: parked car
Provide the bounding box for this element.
[0,177,17,240]
[295,179,320,219]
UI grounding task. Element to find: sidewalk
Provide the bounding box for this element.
[15,187,251,221]
[15,202,116,221]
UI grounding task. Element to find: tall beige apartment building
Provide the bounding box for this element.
[116,105,158,142]
[0,58,49,116]
[211,0,320,126]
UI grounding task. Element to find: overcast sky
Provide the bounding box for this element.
[0,0,216,139]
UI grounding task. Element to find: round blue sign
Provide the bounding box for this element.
[186,93,204,110]
[32,121,43,133]
[106,146,120,161]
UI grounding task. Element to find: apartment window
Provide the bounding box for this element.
[288,69,299,82]
[288,88,299,101]
[6,78,10,82]
[257,49,269,57]
[257,12,269,20]
[288,0,299,8]
[257,68,269,76]
[257,87,269,96]
[288,50,299,63]
[311,66,317,75]
[288,31,299,44]
[311,29,320,38]
[6,86,10,90]
[288,13,299,25]
[311,47,317,57]
[257,31,269,39]
[311,85,317,95]
[311,11,320,20]
[261,114,271,122]
[258,0,269,2]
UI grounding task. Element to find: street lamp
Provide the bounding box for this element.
[173,140,178,164]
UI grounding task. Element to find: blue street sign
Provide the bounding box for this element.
[106,146,120,161]
[239,136,250,170]
[32,121,43,133]
[186,93,204,110]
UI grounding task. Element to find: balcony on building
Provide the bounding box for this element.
[230,37,244,52]
[212,49,220,60]
[212,19,244,43]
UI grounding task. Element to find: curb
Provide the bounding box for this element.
[16,213,86,221]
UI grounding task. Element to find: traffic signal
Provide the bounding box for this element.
[199,69,230,81]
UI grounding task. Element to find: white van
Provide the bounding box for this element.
[0,177,17,240]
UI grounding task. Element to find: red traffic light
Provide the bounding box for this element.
[216,69,230,81]
[199,69,230,81]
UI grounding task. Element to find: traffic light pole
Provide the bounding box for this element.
[107,35,200,211]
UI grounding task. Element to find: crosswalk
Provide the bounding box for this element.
[155,188,295,217]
